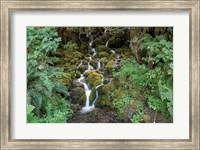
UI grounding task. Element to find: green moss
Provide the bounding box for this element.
[75,71,81,78]
[86,71,102,88]
[100,57,107,63]
[79,42,88,54]
[143,115,151,123]
[98,52,109,58]
[77,65,87,73]
[82,60,88,65]
[105,60,114,70]
[89,87,96,103]
[73,51,84,59]
[90,59,97,69]
[96,45,111,53]
[92,38,104,47]
[56,73,72,88]
[70,87,86,105]
[95,95,112,107]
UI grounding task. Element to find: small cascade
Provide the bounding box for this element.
[105,40,109,47]
[75,39,114,114]
[111,50,115,54]
[77,60,83,68]
[97,60,101,70]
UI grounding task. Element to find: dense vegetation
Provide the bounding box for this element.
[27,27,173,123]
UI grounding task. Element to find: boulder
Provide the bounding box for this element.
[70,87,86,105]
[96,45,111,53]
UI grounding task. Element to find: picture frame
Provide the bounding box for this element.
[0,0,199,149]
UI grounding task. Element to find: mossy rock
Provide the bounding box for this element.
[75,71,81,78]
[108,37,124,48]
[92,38,104,48]
[84,70,98,77]
[96,45,111,53]
[79,42,89,54]
[70,87,86,105]
[95,95,112,107]
[77,65,87,73]
[86,71,102,88]
[98,82,115,95]
[82,60,88,65]
[105,60,114,74]
[99,57,108,69]
[73,51,84,59]
[56,73,72,88]
[65,43,79,52]
[89,87,96,104]
[143,115,151,123]
[70,58,79,65]
[109,53,116,59]
[98,52,109,59]
[90,59,97,69]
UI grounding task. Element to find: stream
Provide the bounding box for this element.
[76,40,113,114]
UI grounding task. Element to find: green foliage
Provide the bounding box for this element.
[27,27,73,123]
[131,102,144,123]
[112,33,173,122]
[112,94,134,114]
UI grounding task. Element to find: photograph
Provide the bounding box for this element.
[27,27,173,123]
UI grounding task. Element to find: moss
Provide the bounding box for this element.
[70,87,86,105]
[118,112,129,121]
[90,59,97,69]
[77,65,87,73]
[82,60,88,65]
[115,89,127,99]
[65,43,79,52]
[75,71,81,78]
[132,100,140,110]
[73,51,84,59]
[92,38,104,48]
[55,73,72,88]
[100,57,107,63]
[98,52,109,58]
[95,95,112,107]
[96,45,111,53]
[84,70,98,77]
[79,42,88,54]
[86,71,102,88]
[143,115,151,123]
[109,53,116,59]
[89,87,96,103]
[105,60,114,73]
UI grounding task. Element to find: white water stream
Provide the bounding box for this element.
[76,40,113,113]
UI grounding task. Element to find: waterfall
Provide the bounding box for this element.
[75,39,114,114]
[105,41,109,47]
[77,60,83,68]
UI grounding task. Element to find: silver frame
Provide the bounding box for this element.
[1,0,199,149]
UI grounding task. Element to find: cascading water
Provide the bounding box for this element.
[76,40,113,114]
